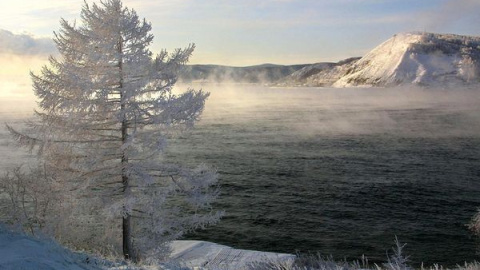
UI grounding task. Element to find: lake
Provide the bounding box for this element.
[2,85,480,266]
[169,84,480,266]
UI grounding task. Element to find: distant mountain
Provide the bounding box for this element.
[277,57,360,87]
[179,64,309,83]
[180,32,480,87]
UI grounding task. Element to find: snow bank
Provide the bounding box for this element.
[0,228,294,269]
[0,228,103,270]
[169,240,295,269]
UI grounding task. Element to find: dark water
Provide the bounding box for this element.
[166,85,480,266]
[2,86,480,266]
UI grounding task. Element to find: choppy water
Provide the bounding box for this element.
[2,85,480,266]
[168,85,480,266]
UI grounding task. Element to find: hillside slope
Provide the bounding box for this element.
[278,57,360,86]
[333,32,480,87]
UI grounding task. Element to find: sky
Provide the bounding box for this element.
[0,0,479,99]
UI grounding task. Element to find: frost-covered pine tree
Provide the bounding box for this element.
[7,0,221,262]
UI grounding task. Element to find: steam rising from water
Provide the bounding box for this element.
[3,84,480,171]
[2,83,480,172]
[181,84,480,138]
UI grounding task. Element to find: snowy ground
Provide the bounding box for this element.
[0,227,104,269]
[170,240,294,269]
[0,227,294,270]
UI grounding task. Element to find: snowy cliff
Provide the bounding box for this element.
[334,32,480,87]
[282,32,480,87]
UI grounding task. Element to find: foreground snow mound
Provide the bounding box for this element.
[0,228,113,270]
[0,228,294,270]
[333,32,480,87]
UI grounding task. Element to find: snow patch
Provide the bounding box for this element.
[169,240,295,269]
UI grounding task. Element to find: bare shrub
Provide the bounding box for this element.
[0,165,58,235]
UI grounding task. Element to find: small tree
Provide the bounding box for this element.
[8,0,221,262]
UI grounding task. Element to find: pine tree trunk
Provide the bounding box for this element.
[121,104,135,262]
[122,179,133,261]
[118,36,135,262]
[121,122,133,261]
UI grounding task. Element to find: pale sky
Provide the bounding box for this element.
[1,0,479,66]
[0,0,479,99]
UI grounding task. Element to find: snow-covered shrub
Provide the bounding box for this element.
[469,209,480,237]
[381,237,411,270]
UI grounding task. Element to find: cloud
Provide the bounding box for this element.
[0,29,56,56]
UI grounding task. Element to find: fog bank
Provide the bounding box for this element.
[178,84,480,137]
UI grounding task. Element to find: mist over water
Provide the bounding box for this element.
[0,99,36,170]
[170,84,480,266]
[1,84,480,265]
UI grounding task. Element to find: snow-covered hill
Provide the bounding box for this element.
[178,32,480,87]
[282,32,480,87]
[334,32,480,87]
